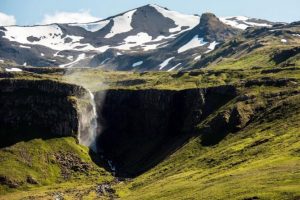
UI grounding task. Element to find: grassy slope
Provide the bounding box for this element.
[0,137,113,200]
[117,89,300,200]
[1,59,300,199]
[194,24,300,70]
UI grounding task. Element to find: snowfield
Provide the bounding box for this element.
[19,45,31,49]
[70,20,110,32]
[167,63,181,71]
[151,4,200,33]
[159,57,175,70]
[132,61,143,67]
[2,25,94,51]
[116,32,154,51]
[220,16,272,30]
[5,68,23,72]
[59,53,86,68]
[178,35,207,53]
[105,10,136,38]
[194,55,201,61]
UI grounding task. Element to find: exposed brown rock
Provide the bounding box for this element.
[26,176,38,185]
[55,151,91,180]
[0,175,21,188]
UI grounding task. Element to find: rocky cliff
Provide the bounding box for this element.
[0,78,240,177]
[0,79,88,148]
[96,85,237,177]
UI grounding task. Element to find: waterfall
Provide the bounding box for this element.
[78,89,98,152]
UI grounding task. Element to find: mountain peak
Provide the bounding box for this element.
[133,4,168,12]
[199,13,221,27]
[197,12,241,42]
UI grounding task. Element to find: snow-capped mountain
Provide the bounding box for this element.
[0,4,276,71]
[219,16,275,30]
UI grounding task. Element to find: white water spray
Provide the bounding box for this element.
[78,89,98,152]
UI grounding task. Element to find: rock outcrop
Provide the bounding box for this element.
[197,13,240,42]
[200,101,256,146]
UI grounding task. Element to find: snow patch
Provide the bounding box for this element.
[105,9,136,38]
[132,61,143,67]
[124,32,153,44]
[41,53,45,56]
[67,55,74,61]
[142,44,161,51]
[159,57,175,70]
[178,35,207,53]
[150,4,200,33]
[59,53,86,68]
[208,41,218,50]
[281,39,287,43]
[5,68,22,72]
[70,20,110,32]
[204,41,219,54]
[2,25,101,52]
[19,45,31,49]
[220,17,248,30]
[167,63,181,72]
[235,16,249,21]
[95,45,110,53]
[54,51,65,58]
[194,55,201,61]
[114,32,162,51]
[100,58,110,65]
[220,16,272,30]
[245,21,272,27]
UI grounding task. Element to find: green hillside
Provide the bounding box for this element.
[117,86,300,200]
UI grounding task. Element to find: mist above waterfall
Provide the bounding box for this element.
[61,68,107,152]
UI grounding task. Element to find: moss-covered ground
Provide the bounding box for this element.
[0,138,114,200]
[115,90,300,200]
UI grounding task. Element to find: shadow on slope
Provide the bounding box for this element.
[95,86,237,178]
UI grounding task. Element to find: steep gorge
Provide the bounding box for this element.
[0,79,238,177]
[96,86,237,177]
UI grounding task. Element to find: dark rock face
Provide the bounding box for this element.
[96,85,237,177]
[198,13,240,42]
[271,47,300,64]
[26,176,38,185]
[0,175,20,188]
[245,77,298,87]
[200,102,255,146]
[0,79,87,147]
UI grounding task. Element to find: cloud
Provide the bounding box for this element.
[0,12,16,26]
[40,10,101,25]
